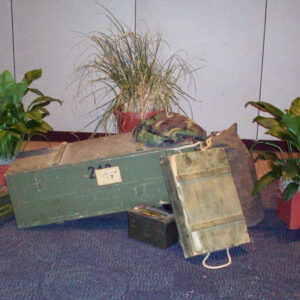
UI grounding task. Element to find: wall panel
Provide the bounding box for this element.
[13,0,135,132]
[259,0,300,139]
[4,0,300,139]
[136,0,266,139]
[0,0,14,74]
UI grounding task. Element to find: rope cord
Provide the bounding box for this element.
[202,248,232,270]
[172,141,203,154]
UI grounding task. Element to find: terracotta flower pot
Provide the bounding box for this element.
[277,184,300,230]
[116,111,159,133]
[0,165,10,186]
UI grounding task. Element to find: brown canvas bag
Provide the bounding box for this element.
[205,123,264,227]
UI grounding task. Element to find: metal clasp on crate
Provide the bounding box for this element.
[33,172,42,191]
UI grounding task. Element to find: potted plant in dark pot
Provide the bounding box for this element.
[75,7,199,133]
[245,98,300,229]
[0,69,62,186]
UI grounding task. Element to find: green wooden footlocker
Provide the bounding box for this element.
[5,133,195,228]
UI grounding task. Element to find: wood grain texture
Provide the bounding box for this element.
[21,141,284,210]
[161,148,250,258]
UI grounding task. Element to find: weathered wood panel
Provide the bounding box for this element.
[161,148,250,258]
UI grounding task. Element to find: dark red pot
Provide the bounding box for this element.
[0,165,10,186]
[277,185,300,230]
[116,111,159,133]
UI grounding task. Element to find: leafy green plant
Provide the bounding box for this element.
[245,98,300,201]
[75,6,199,132]
[0,69,62,159]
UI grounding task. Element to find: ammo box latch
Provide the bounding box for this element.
[33,172,42,191]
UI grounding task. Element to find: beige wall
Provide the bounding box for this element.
[136,0,265,139]
[1,0,300,139]
[0,1,14,74]
[260,0,300,139]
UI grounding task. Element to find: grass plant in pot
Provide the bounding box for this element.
[0,69,62,186]
[75,6,199,133]
[245,98,300,229]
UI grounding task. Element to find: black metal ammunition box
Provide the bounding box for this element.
[128,204,178,249]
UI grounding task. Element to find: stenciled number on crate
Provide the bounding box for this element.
[88,164,112,179]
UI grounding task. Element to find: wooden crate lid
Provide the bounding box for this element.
[5,133,156,175]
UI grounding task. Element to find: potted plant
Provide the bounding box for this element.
[0,69,62,185]
[75,7,199,133]
[245,98,300,229]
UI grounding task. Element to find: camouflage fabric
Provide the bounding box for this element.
[133,112,207,147]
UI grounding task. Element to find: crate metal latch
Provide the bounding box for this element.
[33,172,42,191]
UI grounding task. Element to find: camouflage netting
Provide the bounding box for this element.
[205,123,265,227]
[133,112,207,147]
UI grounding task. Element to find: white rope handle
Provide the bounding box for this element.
[172,141,203,154]
[202,248,232,270]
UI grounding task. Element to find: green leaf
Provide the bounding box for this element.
[27,96,62,111]
[0,70,15,97]
[0,130,7,139]
[39,121,53,132]
[252,116,282,130]
[282,114,300,138]
[245,101,284,118]
[260,141,284,153]
[28,88,44,97]
[29,132,48,140]
[252,114,296,143]
[11,122,32,134]
[249,141,284,154]
[3,129,22,139]
[0,102,6,114]
[22,69,42,85]
[266,126,297,143]
[288,97,300,116]
[32,121,53,133]
[282,182,299,202]
[252,168,281,195]
[0,68,60,157]
[39,107,50,115]
[25,110,43,122]
[253,151,280,162]
[6,102,25,119]
[4,81,28,105]
[282,159,299,180]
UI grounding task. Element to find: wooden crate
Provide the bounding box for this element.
[5,133,194,228]
[161,148,250,258]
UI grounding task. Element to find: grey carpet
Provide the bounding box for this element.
[0,210,299,300]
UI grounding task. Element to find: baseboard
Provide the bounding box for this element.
[241,139,289,151]
[30,131,108,143]
[30,131,289,151]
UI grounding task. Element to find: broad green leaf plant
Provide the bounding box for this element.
[0,69,62,160]
[245,98,300,201]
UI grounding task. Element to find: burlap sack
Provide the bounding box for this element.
[205,123,264,227]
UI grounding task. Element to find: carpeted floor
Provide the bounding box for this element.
[0,209,299,300]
